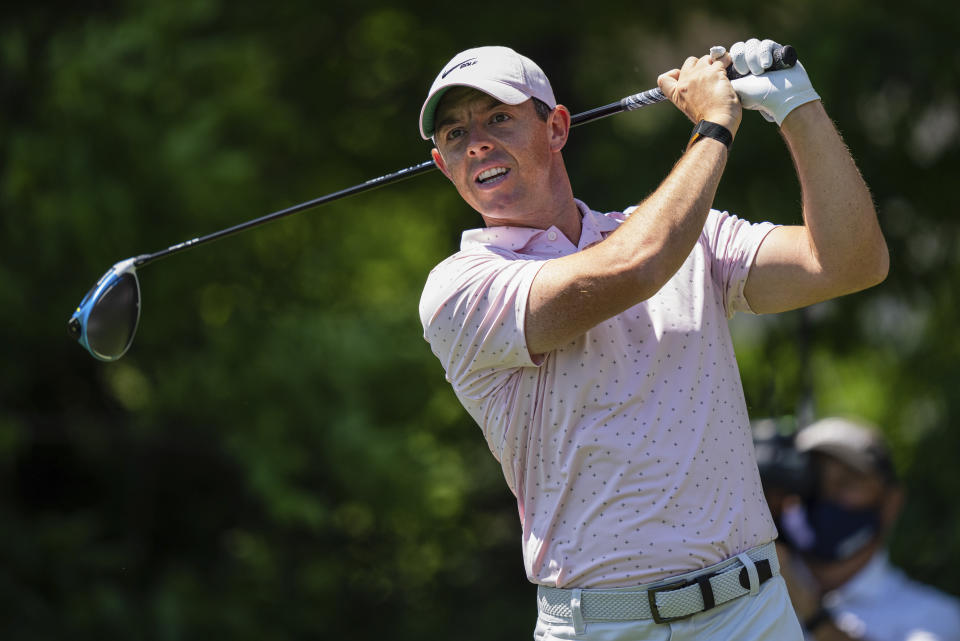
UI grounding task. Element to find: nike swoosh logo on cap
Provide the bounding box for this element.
[441,57,478,79]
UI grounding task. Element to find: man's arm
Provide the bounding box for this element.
[743,101,889,313]
[526,138,729,355]
[525,54,740,356]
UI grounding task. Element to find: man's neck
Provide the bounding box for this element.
[479,155,582,243]
[554,198,584,245]
[543,158,581,244]
[482,196,582,244]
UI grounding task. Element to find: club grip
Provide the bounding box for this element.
[726,44,797,80]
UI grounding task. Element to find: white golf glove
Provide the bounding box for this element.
[728,38,821,126]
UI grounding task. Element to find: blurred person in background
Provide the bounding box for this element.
[754,416,960,640]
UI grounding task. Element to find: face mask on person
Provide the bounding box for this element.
[800,499,884,562]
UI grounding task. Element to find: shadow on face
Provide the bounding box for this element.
[814,453,903,528]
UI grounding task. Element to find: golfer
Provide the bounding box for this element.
[418,39,887,640]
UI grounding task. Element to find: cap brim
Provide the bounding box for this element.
[419,80,531,140]
[805,443,877,475]
[795,419,885,475]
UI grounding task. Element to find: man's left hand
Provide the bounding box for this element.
[728,38,821,126]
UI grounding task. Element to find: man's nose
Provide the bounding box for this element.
[466,127,494,156]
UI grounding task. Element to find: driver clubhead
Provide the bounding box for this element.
[69,257,142,361]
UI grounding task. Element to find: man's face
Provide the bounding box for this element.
[430,87,559,224]
[816,455,886,510]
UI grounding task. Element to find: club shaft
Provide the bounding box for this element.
[134,159,439,267]
[133,88,671,268]
[128,43,799,268]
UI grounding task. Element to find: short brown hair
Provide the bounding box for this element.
[532,97,551,121]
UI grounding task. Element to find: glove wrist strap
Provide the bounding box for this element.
[688,120,733,150]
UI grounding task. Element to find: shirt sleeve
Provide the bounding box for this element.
[419,248,545,404]
[702,209,777,317]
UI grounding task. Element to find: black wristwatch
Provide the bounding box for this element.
[688,120,733,150]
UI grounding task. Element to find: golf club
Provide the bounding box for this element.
[68,45,796,362]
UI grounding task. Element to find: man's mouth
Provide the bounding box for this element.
[476,167,510,185]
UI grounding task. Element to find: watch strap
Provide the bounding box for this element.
[688,120,733,150]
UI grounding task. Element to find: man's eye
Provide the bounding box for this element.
[446,128,465,141]
[491,113,510,123]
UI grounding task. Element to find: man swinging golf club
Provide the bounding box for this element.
[417,38,888,640]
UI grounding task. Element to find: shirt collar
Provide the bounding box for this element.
[822,550,892,607]
[460,199,621,253]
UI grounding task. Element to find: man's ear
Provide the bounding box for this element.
[548,104,571,153]
[431,148,452,181]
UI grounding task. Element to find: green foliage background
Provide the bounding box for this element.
[2,1,958,638]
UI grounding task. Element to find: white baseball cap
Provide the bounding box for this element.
[419,45,557,140]
[795,417,897,482]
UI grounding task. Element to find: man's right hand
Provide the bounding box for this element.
[657,53,742,136]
